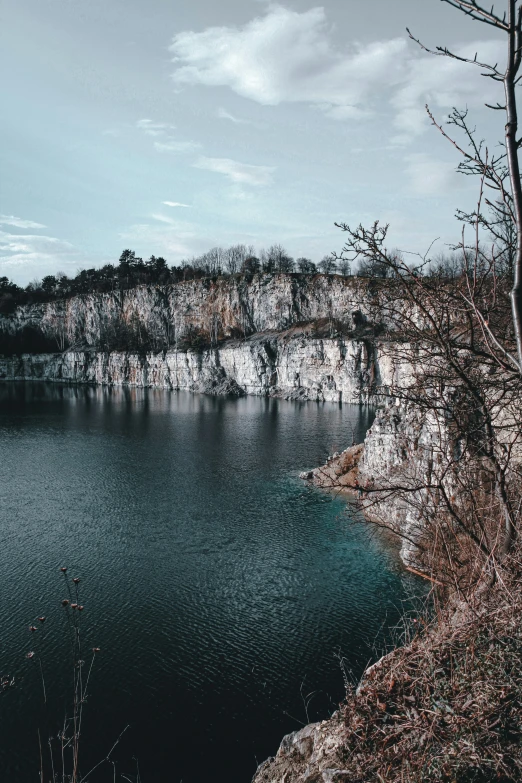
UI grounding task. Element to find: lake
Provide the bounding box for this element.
[0,383,419,782]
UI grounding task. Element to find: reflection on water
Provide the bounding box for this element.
[0,384,417,782]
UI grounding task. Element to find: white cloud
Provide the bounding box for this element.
[169,4,505,145]
[163,201,191,208]
[217,107,252,125]
[404,153,464,196]
[136,118,175,137]
[151,213,180,225]
[0,215,46,229]
[119,221,197,260]
[154,139,201,153]
[391,40,505,142]
[136,117,199,154]
[170,5,407,120]
[193,156,275,186]
[0,229,79,283]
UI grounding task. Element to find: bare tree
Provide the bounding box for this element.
[406,0,522,371]
[333,0,522,576]
[318,255,337,274]
[224,244,250,274]
[296,257,317,274]
[337,259,351,276]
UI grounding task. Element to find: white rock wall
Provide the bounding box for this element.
[0,274,385,349]
[0,335,388,403]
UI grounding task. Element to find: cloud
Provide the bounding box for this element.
[391,40,505,142]
[193,156,275,186]
[0,217,80,281]
[136,117,199,155]
[136,118,175,137]
[217,107,252,125]
[404,153,464,196]
[170,4,505,144]
[154,139,201,153]
[163,201,191,208]
[0,230,75,260]
[151,213,181,225]
[170,4,407,120]
[0,214,46,229]
[119,221,197,260]
[0,228,80,283]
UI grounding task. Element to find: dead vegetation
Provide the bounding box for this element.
[338,550,522,782]
[252,550,522,783]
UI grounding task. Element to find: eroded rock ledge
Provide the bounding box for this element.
[300,443,364,491]
[252,714,349,783]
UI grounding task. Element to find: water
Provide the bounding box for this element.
[0,384,418,782]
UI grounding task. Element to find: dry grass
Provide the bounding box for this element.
[337,549,522,782]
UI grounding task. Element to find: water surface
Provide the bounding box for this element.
[0,384,417,782]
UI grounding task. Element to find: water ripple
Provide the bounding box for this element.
[0,385,420,783]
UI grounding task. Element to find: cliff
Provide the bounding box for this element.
[0,274,386,351]
[301,402,437,565]
[0,332,385,403]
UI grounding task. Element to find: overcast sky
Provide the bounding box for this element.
[0,0,508,283]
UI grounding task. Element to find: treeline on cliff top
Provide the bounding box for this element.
[0,244,346,315]
[2,237,514,317]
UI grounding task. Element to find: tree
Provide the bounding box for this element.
[357,253,397,278]
[406,0,522,372]
[241,256,261,275]
[334,0,522,574]
[296,257,317,274]
[41,275,58,296]
[318,255,337,274]
[267,244,295,273]
[0,276,23,314]
[224,244,252,274]
[118,249,138,267]
[337,259,351,276]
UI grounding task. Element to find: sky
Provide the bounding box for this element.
[0,0,509,284]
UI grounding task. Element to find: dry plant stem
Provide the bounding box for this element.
[77,725,130,783]
[33,571,137,782]
[48,737,56,783]
[38,729,44,783]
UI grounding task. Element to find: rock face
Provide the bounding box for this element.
[252,714,350,783]
[0,334,384,403]
[300,443,364,489]
[300,402,440,565]
[0,274,385,349]
[0,274,396,402]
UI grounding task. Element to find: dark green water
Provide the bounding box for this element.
[0,384,418,782]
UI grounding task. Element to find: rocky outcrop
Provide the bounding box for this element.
[0,333,387,403]
[252,714,350,783]
[300,402,440,565]
[300,443,364,490]
[0,274,385,350]
[251,649,400,783]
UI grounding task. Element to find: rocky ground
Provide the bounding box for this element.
[299,443,364,492]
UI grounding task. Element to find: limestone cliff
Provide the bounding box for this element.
[0,274,385,350]
[301,402,438,565]
[0,333,384,403]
